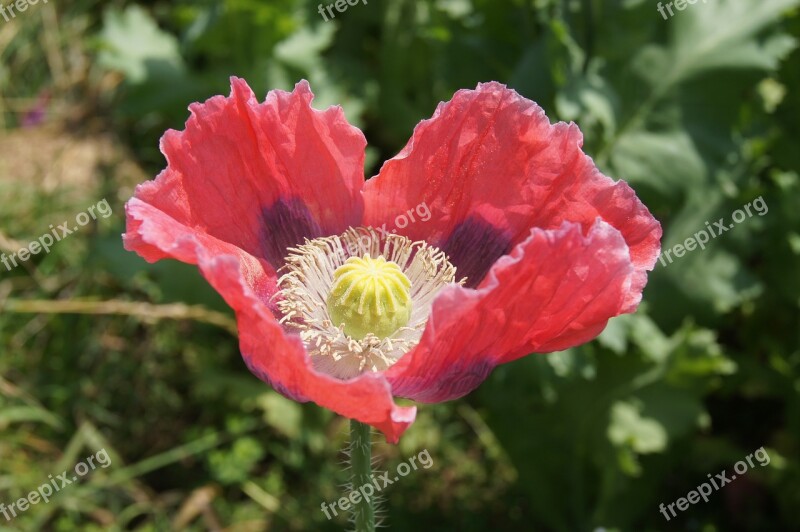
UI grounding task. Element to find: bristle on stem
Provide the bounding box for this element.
[349,419,375,531]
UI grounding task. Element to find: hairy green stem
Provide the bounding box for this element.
[349,419,375,531]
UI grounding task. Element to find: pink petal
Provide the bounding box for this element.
[386,221,635,402]
[363,81,660,304]
[124,80,416,442]
[126,78,366,279]
[126,212,415,441]
[205,254,416,444]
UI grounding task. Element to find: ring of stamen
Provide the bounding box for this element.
[275,227,461,380]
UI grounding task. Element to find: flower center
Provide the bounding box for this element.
[327,255,412,340]
[276,227,462,379]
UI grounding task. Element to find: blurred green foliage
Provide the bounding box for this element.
[0,0,798,530]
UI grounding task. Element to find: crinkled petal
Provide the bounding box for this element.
[386,220,635,402]
[125,198,277,302]
[123,80,416,442]
[363,81,660,307]
[205,254,416,444]
[125,77,366,282]
[125,202,415,443]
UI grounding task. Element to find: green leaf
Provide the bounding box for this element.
[607,400,668,454]
[257,391,303,439]
[97,6,186,84]
[610,130,706,198]
[669,0,800,83]
[0,405,62,430]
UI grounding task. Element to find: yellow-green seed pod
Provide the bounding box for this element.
[327,255,412,340]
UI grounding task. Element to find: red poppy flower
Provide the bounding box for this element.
[124,78,661,444]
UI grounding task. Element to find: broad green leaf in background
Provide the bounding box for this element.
[97,6,186,84]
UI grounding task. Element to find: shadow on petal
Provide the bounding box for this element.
[261,197,324,268]
[441,217,513,288]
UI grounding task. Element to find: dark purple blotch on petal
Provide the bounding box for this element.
[441,217,513,288]
[261,197,323,267]
[404,358,496,403]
